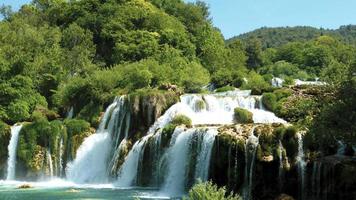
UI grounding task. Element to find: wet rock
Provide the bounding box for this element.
[17,184,33,189]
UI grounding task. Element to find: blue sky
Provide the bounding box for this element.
[2,0,356,39]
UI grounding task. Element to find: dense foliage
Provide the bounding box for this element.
[185,181,241,200]
[229,25,356,48]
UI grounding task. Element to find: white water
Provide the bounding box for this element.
[162,128,194,196]
[46,149,54,177]
[6,124,23,180]
[272,77,284,87]
[66,97,123,183]
[296,132,306,200]
[115,135,150,187]
[148,91,286,134]
[67,107,74,119]
[66,133,112,183]
[337,141,346,155]
[278,141,284,189]
[59,138,64,177]
[194,128,218,182]
[243,127,259,200]
[272,77,326,87]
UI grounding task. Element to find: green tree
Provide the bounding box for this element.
[245,37,263,69]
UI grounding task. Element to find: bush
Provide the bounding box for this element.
[0,121,11,161]
[195,100,206,112]
[241,71,271,93]
[273,88,293,99]
[161,123,177,148]
[234,108,253,123]
[64,119,91,137]
[17,120,63,172]
[171,115,192,127]
[185,181,241,200]
[215,86,236,93]
[262,93,277,111]
[282,77,295,86]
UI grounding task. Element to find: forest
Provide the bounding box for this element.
[0,0,355,200]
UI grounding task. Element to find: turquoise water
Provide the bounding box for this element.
[0,181,173,200]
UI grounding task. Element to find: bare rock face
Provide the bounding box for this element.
[127,89,179,140]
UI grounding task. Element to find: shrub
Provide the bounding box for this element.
[273,88,293,99]
[161,123,177,148]
[234,108,253,123]
[0,121,11,161]
[195,100,206,111]
[282,77,295,86]
[64,119,91,137]
[185,181,241,200]
[242,71,271,93]
[17,120,63,172]
[215,86,235,93]
[262,93,277,111]
[171,115,192,127]
[276,97,317,122]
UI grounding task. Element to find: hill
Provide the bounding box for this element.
[228,25,356,48]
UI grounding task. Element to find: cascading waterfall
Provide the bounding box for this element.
[243,127,258,200]
[108,101,131,176]
[278,140,284,189]
[194,128,218,182]
[296,132,306,200]
[66,97,124,183]
[111,90,285,196]
[148,91,285,134]
[59,138,64,177]
[336,141,346,155]
[162,128,195,196]
[58,90,287,197]
[116,135,150,187]
[6,124,23,180]
[46,149,54,177]
[67,107,74,119]
[311,161,322,200]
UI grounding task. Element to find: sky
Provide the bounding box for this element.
[2,0,356,39]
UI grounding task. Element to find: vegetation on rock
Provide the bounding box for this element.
[171,115,192,128]
[233,108,253,123]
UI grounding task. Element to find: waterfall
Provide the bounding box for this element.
[148,91,285,133]
[46,149,54,177]
[108,100,131,175]
[311,161,322,200]
[296,132,306,200]
[66,132,112,183]
[336,141,346,155]
[278,141,284,190]
[194,128,217,182]
[115,135,150,187]
[162,128,195,196]
[6,124,23,180]
[59,138,64,177]
[243,127,258,200]
[66,97,124,183]
[67,106,74,119]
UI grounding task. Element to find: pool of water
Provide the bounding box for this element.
[0,180,174,200]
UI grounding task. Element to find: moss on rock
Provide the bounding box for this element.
[171,115,192,128]
[0,121,11,178]
[234,108,253,124]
